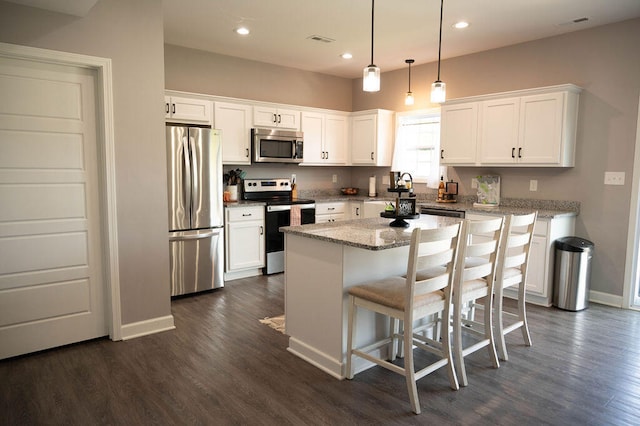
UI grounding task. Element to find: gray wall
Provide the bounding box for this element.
[165,44,353,112]
[352,19,640,300]
[0,0,171,325]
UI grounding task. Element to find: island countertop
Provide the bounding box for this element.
[280,215,461,251]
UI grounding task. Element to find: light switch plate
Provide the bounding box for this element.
[332,174,337,183]
[604,171,625,185]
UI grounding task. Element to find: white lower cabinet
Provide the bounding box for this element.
[315,202,347,223]
[350,201,363,219]
[363,201,387,218]
[225,206,265,280]
[466,212,575,306]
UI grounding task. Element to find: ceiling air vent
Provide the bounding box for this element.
[307,35,335,43]
[558,17,589,26]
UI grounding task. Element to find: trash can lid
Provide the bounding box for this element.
[556,236,594,252]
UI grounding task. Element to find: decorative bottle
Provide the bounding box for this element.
[437,176,445,201]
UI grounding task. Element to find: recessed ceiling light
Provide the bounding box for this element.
[235,27,250,36]
[341,53,353,59]
[453,21,469,29]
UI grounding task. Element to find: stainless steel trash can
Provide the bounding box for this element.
[553,237,594,311]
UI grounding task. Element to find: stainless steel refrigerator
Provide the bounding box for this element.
[166,125,224,296]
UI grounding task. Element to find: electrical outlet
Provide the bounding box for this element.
[332,174,337,183]
[471,178,478,189]
[529,180,538,191]
[382,175,390,185]
[604,171,625,185]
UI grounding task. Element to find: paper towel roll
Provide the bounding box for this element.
[368,176,377,197]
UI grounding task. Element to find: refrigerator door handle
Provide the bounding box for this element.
[182,135,192,222]
[169,229,221,241]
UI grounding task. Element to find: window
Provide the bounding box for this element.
[392,110,441,188]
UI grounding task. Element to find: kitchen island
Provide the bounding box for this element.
[281,215,461,379]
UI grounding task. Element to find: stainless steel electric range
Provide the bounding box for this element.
[243,178,315,274]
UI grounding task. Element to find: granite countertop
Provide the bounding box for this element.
[224,200,265,208]
[310,194,578,219]
[281,215,462,251]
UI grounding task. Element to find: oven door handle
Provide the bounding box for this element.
[267,205,292,212]
[296,204,316,210]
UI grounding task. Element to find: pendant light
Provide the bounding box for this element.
[363,0,380,92]
[430,0,446,103]
[405,59,415,105]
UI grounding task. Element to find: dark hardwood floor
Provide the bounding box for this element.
[2,273,640,425]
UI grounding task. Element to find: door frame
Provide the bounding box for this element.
[623,93,640,310]
[0,42,122,339]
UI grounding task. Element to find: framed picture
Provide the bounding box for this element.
[396,198,416,216]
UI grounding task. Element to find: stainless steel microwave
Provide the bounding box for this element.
[252,128,303,164]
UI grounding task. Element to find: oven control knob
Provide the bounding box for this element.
[282,182,288,186]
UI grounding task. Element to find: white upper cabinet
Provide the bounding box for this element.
[478,97,520,164]
[165,95,212,124]
[517,92,570,165]
[479,92,572,165]
[351,109,394,166]
[253,105,300,130]
[440,102,479,165]
[301,111,349,165]
[214,101,252,165]
[442,84,581,167]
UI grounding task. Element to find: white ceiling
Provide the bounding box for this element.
[8,0,640,79]
[163,0,640,78]
[6,0,98,16]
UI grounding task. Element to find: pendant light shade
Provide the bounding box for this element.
[431,81,446,103]
[363,65,380,92]
[405,59,415,105]
[430,0,446,103]
[363,0,380,92]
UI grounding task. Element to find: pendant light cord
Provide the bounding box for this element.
[370,0,375,66]
[436,0,443,81]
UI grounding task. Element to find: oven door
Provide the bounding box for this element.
[264,204,315,274]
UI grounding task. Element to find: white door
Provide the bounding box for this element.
[0,56,106,359]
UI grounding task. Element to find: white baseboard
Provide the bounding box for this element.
[589,290,623,308]
[224,268,262,281]
[120,315,175,340]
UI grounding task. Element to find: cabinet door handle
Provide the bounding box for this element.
[326,151,329,160]
[518,147,522,158]
[242,213,252,217]
[259,226,264,235]
[511,147,516,158]
[440,149,444,159]
[172,103,176,114]
[370,152,374,160]
[356,207,360,216]
[277,114,282,123]
[165,102,170,114]
[328,207,335,211]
